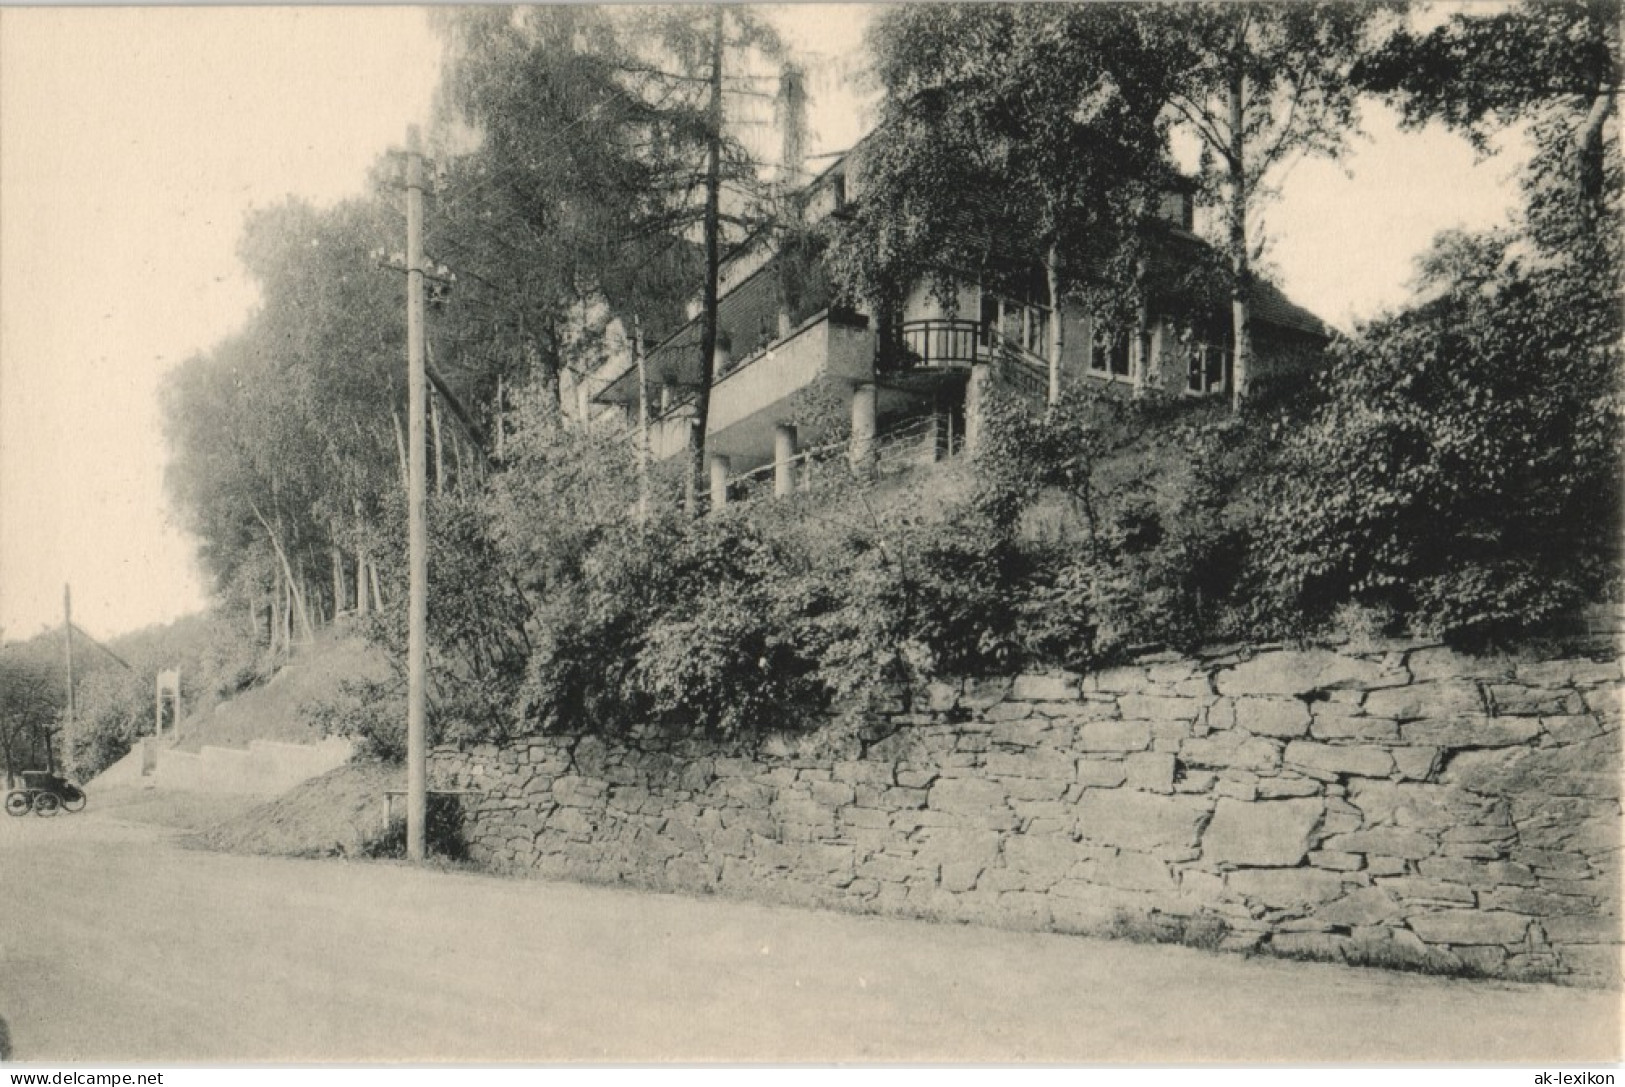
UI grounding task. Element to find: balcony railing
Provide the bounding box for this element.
[898,319,985,369]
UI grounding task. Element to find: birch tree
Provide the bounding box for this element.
[1161,3,1395,409]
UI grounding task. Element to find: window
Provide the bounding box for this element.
[980,293,1051,359]
[1090,328,1132,379]
[1186,343,1231,395]
[1159,190,1194,231]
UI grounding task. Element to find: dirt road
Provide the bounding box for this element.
[0,801,1617,1063]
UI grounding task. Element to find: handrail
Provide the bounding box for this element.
[722,412,953,506]
[988,330,1050,405]
[898,318,985,368]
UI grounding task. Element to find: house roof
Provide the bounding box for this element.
[594,137,1332,403]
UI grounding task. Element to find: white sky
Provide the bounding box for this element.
[0,5,1520,642]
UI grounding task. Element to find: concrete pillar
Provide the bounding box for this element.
[849,382,877,476]
[709,453,731,510]
[773,424,799,497]
[965,362,990,455]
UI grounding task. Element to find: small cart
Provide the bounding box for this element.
[4,770,87,817]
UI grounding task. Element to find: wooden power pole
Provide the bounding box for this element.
[405,126,429,862]
[62,584,74,778]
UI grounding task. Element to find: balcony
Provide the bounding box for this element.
[634,310,876,472]
[897,318,985,369]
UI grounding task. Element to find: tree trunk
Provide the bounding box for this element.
[451,425,466,493]
[430,391,445,498]
[1044,239,1064,409]
[1227,64,1254,411]
[687,6,726,517]
[392,410,410,494]
[528,325,564,425]
[1132,251,1152,395]
[494,374,506,463]
[635,314,651,521]
[269,581,283,659]
[369,564,386,611]
[331,544,345,622]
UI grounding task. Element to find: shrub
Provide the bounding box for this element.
[1254,229,1623,644]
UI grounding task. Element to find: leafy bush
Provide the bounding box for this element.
[302,677,407,762]
[974,384,1273,667]
[1254,229,1623,644]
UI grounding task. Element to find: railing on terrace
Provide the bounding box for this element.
[989,331,1051,406]
[896,318,1051,407]
[722,413,955,508]
[898,319,984,369]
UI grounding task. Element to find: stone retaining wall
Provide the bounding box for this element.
[430,640,1622,987]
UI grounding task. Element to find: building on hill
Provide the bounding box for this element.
[588,140,1332,507]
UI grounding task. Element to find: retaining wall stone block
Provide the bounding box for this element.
[1407,909,1531,945]
[1316,886,1404,926]
[1202,797,1323,866]
[1488,685,1586,717]
[1321,827,1436,860]
[983,749,1078,782]
[1402,716,1544,748]
[1180,731,1281,772]
[1080,850,1177,893]
[1309,711,1400,743]
[1417,857,1536,887]
[914,827,1002,868]
[1125,752,1176,793]
[1011,673,1080,701]
[1235,697,1312,738]
[1481,886,1600,916]
[1284,741,1395,779]
[1228,867,1346,908]
[1080,720,1152,752]
[928,776,1010,814]
[1365,682,1486,721]
[1119,695,1206,723]
[1083,666,1149,694]
[1258,776,1321,799]
[1077,759,1128,788]
[1376,877,1476,905]
[1217,649,1393,696]
[1076,789,1209,852]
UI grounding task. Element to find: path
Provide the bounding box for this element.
[0,801,1617,1063]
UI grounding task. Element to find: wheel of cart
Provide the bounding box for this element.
[59,783,86,812]
[4,790,30,817]
[32,791,59,816]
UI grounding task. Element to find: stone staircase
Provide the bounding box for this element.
[92,735,353,796]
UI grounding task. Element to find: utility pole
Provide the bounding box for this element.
[62,584,74,779]
[405,126,429,863]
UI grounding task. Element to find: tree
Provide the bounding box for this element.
[430,6,793,515]
[0,642,63,787]
[628,6,789,514]
[429,6,702,426]
[1161,2,1396,408]
[830,4,1177,402]
[1356,0,1621,258]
